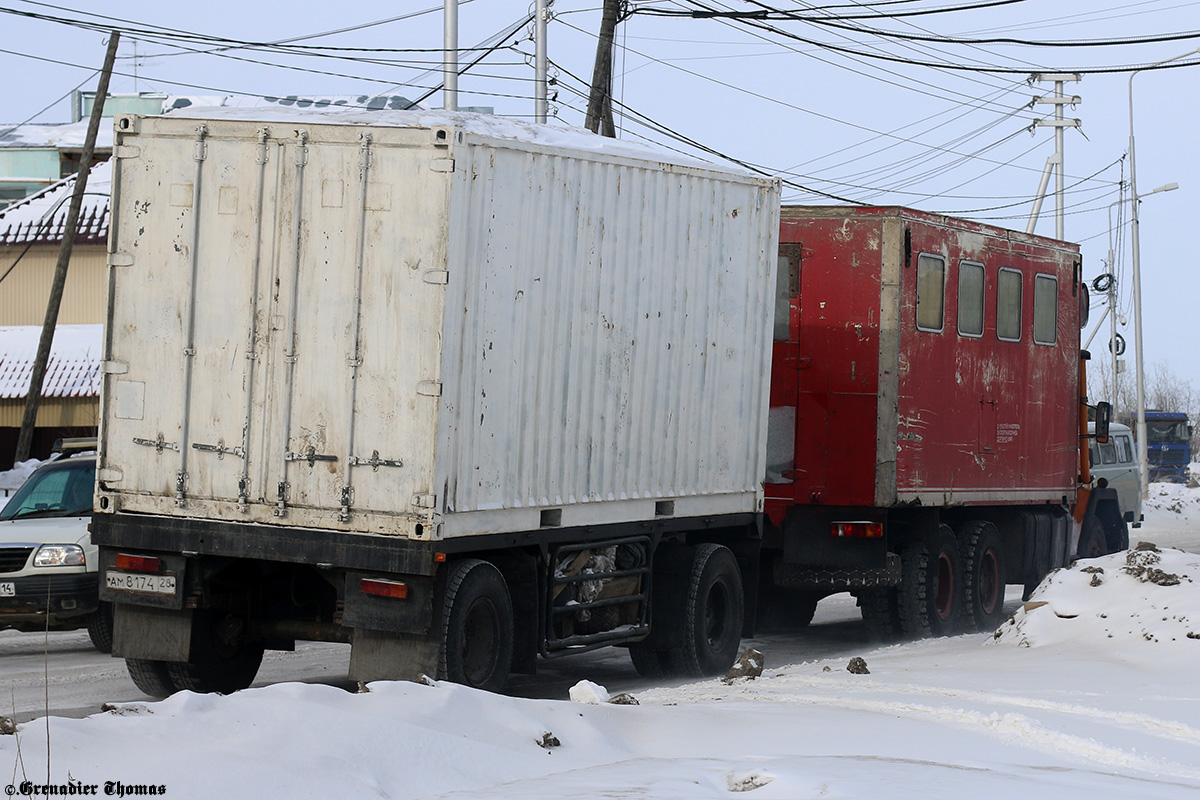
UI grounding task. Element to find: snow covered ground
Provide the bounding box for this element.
[2,486,1199,799]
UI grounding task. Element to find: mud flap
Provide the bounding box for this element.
[349,627,440,683]
[112,604,193,661]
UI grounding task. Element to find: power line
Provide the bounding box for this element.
[629,2,1200,74]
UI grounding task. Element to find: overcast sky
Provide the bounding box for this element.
[2,0,1198,408]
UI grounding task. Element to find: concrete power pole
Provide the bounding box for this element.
[15,32,120,463]
[585,0,620,137]
[1026,74,1081,239]
[444,0,458,111]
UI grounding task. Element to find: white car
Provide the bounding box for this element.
[0,448,110,652]
[1088,422,1143,530]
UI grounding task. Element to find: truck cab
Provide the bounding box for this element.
[1144,411,1192,483]
[1088,422,1143,529]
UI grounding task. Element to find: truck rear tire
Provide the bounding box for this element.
[628,643,674,679]
[957,521,1006,632]
[857,588,901,641]
[166,611,264,694]
[757,588,821,632]
[671,543,744,677]
[87,601,114,654]
[126,659,176,698]
[897,526,962,638]
[437,559,514,693]
[1077,515,1107,559]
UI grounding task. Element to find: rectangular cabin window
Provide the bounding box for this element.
[957,261,985,338]
[916,253,945,332]
[1118,435,1134,463]
[996,268,1022,342]
[775,243,801,341]
[1100,440,1118,465]
[1033,274,1058,345]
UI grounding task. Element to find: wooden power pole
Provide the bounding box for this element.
[585,0,620,137]
[15,32,120,463]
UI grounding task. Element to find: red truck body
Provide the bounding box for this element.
[768,206,1081,517]
[758,207,1121,635]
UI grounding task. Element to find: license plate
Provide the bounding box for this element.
[0,582,13,597]
[106,571,176,595]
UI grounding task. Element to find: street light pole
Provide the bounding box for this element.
[1101,184,1177,412]
[1128,48,1199,500]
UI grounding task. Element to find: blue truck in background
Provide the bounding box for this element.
[1145,411,1193,483]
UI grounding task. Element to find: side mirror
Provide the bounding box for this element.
[1094,401,1112,443]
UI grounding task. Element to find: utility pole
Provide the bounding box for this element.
[444,0,458,111]
[15,32,120,463]
[585,0,620,137]
[535,0,548,123]
[1026,74,1081,239]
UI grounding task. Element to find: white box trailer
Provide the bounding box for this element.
[94,108,780,694]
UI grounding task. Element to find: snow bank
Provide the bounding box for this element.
[1145,481,1200,519]
[0,459,41,496]
[991,542,1200,656]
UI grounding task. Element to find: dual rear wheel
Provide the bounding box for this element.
[862,521,1008,639]
[629,543,745,679]
[124,609,264,698]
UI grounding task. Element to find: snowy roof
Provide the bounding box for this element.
[164,93,421,113]
[0,159,110,246]
[0,119,114,150]
[0,324,102,399]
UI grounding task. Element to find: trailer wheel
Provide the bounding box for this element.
[957,522,1006,632]
[1077,515,1107,559]
[857,588,901,641]
[628,643,674,678]
[671,544,744,677]
[757,587,821,632]
[897,526,962,638]
[166,611,264,694]
[437,559,514,693]
[86,601,114,654]
[126,658,177,698]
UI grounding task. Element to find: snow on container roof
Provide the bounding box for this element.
[157,107,742,176]
[0,160,111,246]
[0,324,102,399]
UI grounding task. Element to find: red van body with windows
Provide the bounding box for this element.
[761,207,1124,637]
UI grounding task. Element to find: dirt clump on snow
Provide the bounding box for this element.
[723,648,765,684]
[1124,542,1189,587]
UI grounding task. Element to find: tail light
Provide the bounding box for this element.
[115,552,161,572]
[831,522,884,538]
[360,577,409,599]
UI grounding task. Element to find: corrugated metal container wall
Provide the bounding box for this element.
[438,138,778,536]
[99,113,778,542]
